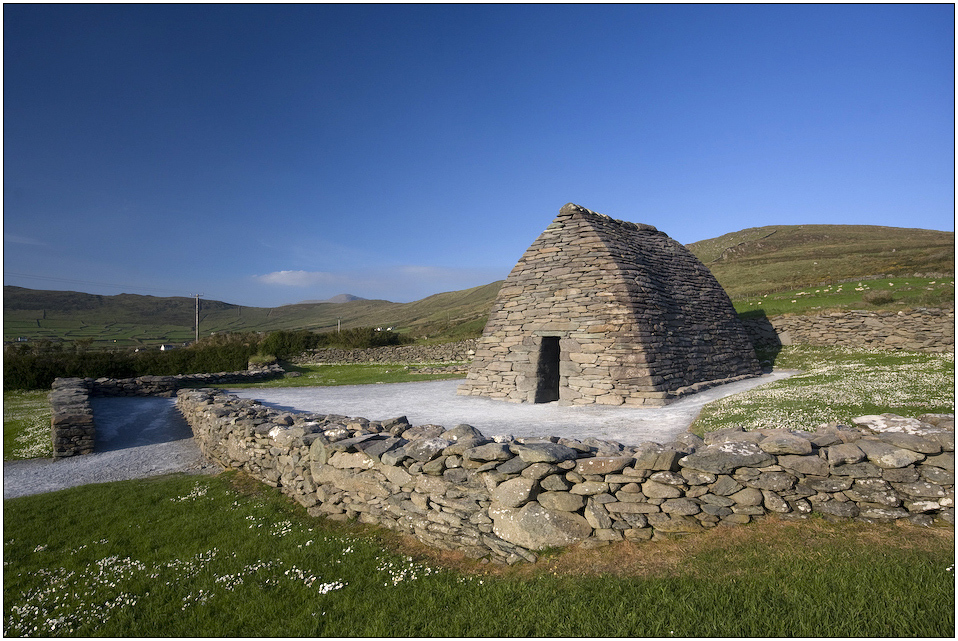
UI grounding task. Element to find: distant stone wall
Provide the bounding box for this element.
[178,387,954,564]
[295,341,476,365]
[743,307,954,353]
[50,365,285,458]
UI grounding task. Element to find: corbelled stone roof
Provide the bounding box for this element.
[457,203,762,406]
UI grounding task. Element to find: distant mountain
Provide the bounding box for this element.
[295,294,367,305]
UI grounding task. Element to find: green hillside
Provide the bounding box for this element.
[686,224,954,299]
[4,224,953,349]
[3,281,503,349]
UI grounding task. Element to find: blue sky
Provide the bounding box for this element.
[4,3,954,307]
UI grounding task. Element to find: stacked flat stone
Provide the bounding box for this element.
[50,378,95,458]
[458,203,762,406]
[742,307,955,353]
[296,340,477,365]
[177,389,954,564]
[91,375,179,397]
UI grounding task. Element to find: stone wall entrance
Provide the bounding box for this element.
[534,336,561,403]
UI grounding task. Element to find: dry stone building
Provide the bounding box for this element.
[457,203,762,406]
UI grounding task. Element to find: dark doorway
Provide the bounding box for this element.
[534,336,561,403]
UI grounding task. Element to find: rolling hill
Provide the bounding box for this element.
[2,281,503,348]
[4,224,953,348]
[686,224,954,299]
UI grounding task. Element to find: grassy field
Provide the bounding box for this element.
[4,471,953,638]
[687,224,954,299]
[689,346,955,435]
[3,390,52,460]
[733,276,955,316]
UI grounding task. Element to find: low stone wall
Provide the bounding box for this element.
[50,378,96,458]
[295,340,476,365]
[49,365,285,458]
[177,388,954,564]
[743,307,954,353]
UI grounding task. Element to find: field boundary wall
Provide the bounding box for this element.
[296,341,476,365]
[743,307,953,353]
[177,388,954,564]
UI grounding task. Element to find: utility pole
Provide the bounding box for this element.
[193,294,203,343]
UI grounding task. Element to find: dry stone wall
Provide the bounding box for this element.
[50,378,97,458]
[459,204,762,407]
[295,341,476,366]
[49,365,284,458]
[177,388,954,564]
[743,307,954,353]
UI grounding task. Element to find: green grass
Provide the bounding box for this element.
[3,390,52,460]
[215,362,467,389]
[4,471,953,637]
[687,223,954,300]
[690,346,955,435]
[734,276,955,316]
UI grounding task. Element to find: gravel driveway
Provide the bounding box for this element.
[4,371,793,499]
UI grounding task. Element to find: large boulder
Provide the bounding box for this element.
[511,442,579,464]
[491,477,537,508]
[490,502,592,550]
[856,440,925,469]
[678,442,774,474]
[852,414,952,437]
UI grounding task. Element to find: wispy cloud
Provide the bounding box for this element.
[251,265,507,304]
[252,270,339,287]
[4,234,46,246]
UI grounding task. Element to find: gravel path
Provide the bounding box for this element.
[232,371,794,445]
[4,371,793,500]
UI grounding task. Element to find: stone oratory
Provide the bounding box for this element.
[457,203,763,406]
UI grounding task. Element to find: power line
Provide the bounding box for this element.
[3,271,190,296]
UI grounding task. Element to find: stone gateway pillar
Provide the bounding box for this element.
[457,203,763,406]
